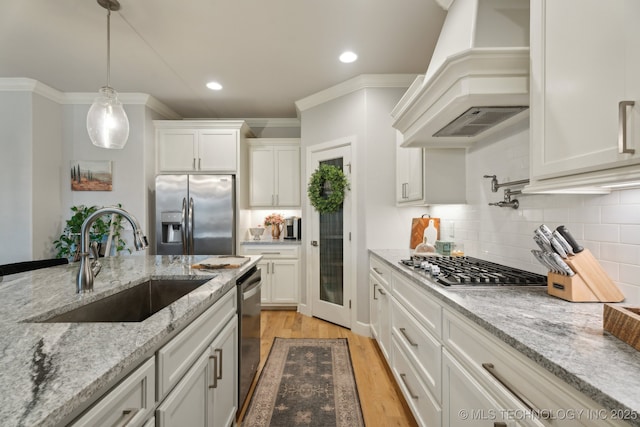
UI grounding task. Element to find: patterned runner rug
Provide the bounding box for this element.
[242,338,365,427]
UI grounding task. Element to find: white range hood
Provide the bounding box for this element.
[392,0,530,148]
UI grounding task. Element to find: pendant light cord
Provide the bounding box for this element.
[106,7,111,88]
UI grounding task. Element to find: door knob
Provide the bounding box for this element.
[311,240,319,247]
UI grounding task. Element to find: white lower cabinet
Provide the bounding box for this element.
[392,335,442,427]
[442,349,523,427]
[70,357,156,427]
[369,253,631,427]
[241,245,299,308]
[70,286,238,427]
[370,256,392,359]
[157,316,238,427]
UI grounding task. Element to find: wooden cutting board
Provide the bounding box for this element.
[192,256,250,270]
[410,216,440,249]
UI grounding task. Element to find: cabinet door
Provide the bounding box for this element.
[249,146,276,206]
[270,259,299,304]
[397,145,424,204]
[377,281,391,360]
[158,130,197,172]
[531,0,640,180]
[274,146,301,206]
[369,274,380,341]
[209,317,238,427]
[257,260,271,303]
[198,130,237,172]
[442,350,517,427]
[156,350,210,427]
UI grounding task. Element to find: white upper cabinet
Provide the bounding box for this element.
[396,132,466,205]
[248,139,300,207]
[527,0,640,192]
[155,121,253,173]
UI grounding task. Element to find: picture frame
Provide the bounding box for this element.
[70,160,113,191]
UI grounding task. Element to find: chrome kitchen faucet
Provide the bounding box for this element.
[76,207,148,293]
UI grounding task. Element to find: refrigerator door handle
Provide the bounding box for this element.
[181,198,188,255]
[188,197,195,254]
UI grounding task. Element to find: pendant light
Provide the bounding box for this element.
[86,0,129,149]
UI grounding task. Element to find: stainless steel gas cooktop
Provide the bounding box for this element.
[400,255,546,287]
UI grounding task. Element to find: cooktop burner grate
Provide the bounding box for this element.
[400,255,546,287]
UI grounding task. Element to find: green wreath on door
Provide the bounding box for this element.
[307,164,350,214]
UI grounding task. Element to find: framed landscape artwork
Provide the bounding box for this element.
[70,160,113,191]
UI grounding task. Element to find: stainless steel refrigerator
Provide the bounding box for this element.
[155,175,235,255]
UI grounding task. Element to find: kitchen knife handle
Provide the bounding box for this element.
[556,225,583,253]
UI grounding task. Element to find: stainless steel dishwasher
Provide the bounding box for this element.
[237,266,262,411]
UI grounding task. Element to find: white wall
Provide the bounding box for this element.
[0,91,64,263]
[429,119,640,305]
[300,87,427,325]
[0,92,33,263]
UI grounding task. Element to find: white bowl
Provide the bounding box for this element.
[249,228,265,240]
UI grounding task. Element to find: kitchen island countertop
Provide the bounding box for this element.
[0,254,259,427]
[371,249,640,427]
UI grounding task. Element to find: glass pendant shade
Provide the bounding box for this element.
[87,86,129,149]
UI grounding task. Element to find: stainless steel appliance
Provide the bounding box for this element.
[283,216,301,240]
[155,175,235,255]
[237,266,261,411]
[400,255,546,287]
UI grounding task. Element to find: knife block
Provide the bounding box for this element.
[547,249,624,302]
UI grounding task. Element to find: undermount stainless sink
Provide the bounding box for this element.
[41,279,210,323]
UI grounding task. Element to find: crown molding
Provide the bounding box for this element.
[0,78,180,119]
[244,118,300,128]
[294,74,418,114]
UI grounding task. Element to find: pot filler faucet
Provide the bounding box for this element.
[76,207,148,293]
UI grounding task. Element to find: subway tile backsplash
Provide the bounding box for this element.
[428,123,640,304]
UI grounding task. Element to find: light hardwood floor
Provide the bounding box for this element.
[237,310,418,427]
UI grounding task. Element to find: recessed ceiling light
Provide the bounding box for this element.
[206,81,223,90]
[339,51,358,63]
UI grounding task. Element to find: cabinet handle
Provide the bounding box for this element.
[494,423,507,427]
[266,263,270,274]
[260,252,281,255]
[373,283,378,300]
[372,267,383,276]
[482,363,538,412]
[116,408,139,427]
[276,194,279,205]
[209,355,218,389]
[198,158,202,170]
[272,194,275,205]
[399,327,418,347]
[271,262,275,273]
[193,158,196,170]
[619,101,636,154]
[399,373,419,399]
[215,348,223,380]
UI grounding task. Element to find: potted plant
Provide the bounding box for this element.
[53,204,130,261]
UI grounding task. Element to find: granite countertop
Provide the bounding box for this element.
[0,254,259,427]
[240,239,302,245]
[371,249,640,427]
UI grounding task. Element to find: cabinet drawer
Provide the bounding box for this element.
[391,336,442,427]
[370,255,391,286]
[391,297,441,403]
[157,287,236,399]
[241,244,300,258]
[443,309,626,427]
[71,357,155,427]
[392,272,442,338]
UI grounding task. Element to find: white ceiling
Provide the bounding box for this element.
[0,0,446,119]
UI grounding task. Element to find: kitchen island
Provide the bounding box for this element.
[0,254,259,427]
[371,249,640,427]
